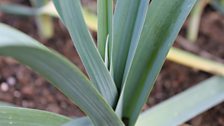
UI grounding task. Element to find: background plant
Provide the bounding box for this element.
[188,0,224,43]
[0,0,224,126]
[30,0,53,39]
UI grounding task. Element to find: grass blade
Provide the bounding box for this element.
[136,76,224,126]
[118,0,197,125]
[53,0,117,106]
[0,23,123,126]
[112,0,149,89]
[97,0,113,60]
[0,106,70,126]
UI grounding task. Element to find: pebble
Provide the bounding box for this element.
[6,77,16,86]
[13,91,21,98]
[21,86,34,96]
[1,82,9,92]
[47,104,60,113]
[22,100,34,108]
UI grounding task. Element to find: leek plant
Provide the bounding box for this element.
[1,0,224,126]
[187,0,224,43]
[187,0,210,43]
[2,1,224,76]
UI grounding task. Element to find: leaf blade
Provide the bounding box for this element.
[0,23,123,126]
[112,0,149,89]
[97,0,113,60]
[53,0,118,107]
[119,0,197,125]
[62,117,93,126]
[0,4,36,16]
[0,106,70,126]
[168,47,224,76]
[136,76,224,126]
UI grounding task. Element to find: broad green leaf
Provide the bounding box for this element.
[97,0,113,60]
[112,0,149,89]
[167,47,224,76]
[53,0,118,107]
[61,77,224,126]
[0,106,70,126]
[136,76,224,126]
[118,0,197,125]
[0,23,123,126]
[62,117,93,126]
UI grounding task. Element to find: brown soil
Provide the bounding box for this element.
[0,1,224,126]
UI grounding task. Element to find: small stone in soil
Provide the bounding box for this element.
[47,104,60,113]
[22,100,34,108]
[1,82,9,92]
[13,91,21,98]
[6,77,16,86]
[21,86,34,96]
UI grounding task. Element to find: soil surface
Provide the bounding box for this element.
[1,1,224,126]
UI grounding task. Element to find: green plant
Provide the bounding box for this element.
[30,0,53,39]
[3,1,224,76]
[2,0,224,126]
[187,0,224,43]
[0,1,53,39]
[187,0,210,43]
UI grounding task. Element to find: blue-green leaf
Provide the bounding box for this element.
[118,0,197,125]
[136,76,224,126]
[53,0,118,107]
[0,23,123,126]
[0,106,70,126]
[112,0,149,89]
[97,0,113,61]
